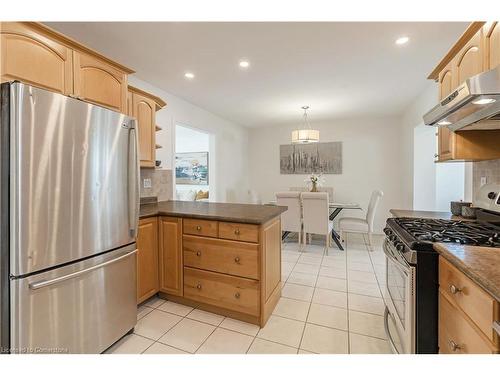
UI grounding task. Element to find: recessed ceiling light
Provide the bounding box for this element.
[472,98,496,105]
[437,120,452,126]
[184,72,195,80]
[395,36,409,45]
[239,60,250,69]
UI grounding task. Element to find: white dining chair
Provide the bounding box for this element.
[301,192,334,255]
[338,190,383,249]
[275,192,303,250]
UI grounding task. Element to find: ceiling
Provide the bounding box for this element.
[46,22,468,127]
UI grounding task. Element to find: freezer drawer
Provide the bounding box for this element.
[9,244,137,354]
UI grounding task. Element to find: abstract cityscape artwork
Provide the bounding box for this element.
[280,142,342,174]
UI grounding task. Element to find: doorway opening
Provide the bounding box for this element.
[175,124,212,201]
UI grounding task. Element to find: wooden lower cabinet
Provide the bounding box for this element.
[158,215,282,327]
[438,256,500,353]
[137,217,159,304]
[159,216,184,296]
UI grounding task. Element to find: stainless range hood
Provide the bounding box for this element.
[423,65,500,131]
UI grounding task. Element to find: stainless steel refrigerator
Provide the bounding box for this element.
[0,82,140,354]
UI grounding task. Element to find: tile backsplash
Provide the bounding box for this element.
[472,159,500,197]
[140,168,173,201]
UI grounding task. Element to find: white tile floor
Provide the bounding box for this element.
[106,233,392,354]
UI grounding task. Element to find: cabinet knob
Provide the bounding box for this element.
[234,257,240,264]
[196,251,201,257]
[448,340,461,352]
[234,229,240,235]
[234,292,240,299]
[196,225,202,231]
[449,284,462,294]
[196,283,202,290]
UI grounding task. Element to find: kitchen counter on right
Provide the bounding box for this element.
[390,209,467,220]
[433,242,500,302]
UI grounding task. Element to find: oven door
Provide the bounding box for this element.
[383,239,416,354]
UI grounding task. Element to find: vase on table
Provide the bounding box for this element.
[310,181,318,192]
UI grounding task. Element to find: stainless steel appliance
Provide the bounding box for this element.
[0,82,140,354]
[382,184,500,354]
[423,65,500,131]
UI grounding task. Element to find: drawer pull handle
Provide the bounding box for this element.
[448,340,461,352]
[196,251,201,257]
[196,225,202,231]
[234,257,240,264]
[449,284,462,294]
[234,229,240,235]
[196,283,202,290]
[234,292,240,299]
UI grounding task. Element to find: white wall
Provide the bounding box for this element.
[129,76,250,203]
[413,124,437,211]
[400,82,439,210]
[248,116,407,233]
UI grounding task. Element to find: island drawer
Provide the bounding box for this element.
[183,235,259,280]
[184,267,260,316]
[183,218,218,238]
[219,222,259,243]
[439,257,499,344]
[439,292,495,354]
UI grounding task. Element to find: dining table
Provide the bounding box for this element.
[267,201,362,251]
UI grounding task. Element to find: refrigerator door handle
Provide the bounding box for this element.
[28,249,138,290]
[128,122,140,238]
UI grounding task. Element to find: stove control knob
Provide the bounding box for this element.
[383,228,392,236]
[388,234,397,242]
[488,192,497,200]
[395,242,405,252]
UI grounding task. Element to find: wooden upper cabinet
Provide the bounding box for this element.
[0,22,73,95]
[454,29,483,86]
[430,22,500,163]
[437,61,455,162]
[484,21,500,70]
[1,22,134,114]
[137,217,159,304]
[159,217,183,296]
[129,86,166,168]
[73,51,128,113]
[133,92,156,167]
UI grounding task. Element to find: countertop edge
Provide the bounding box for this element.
[139,202,287,225]
[433,243,500,303]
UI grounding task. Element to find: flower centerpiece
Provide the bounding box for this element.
[305,173,324,192]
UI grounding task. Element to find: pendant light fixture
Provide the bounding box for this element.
[291,106,319,144]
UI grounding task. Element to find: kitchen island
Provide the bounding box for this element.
[137,200,287,327]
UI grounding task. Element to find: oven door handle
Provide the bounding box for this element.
[383,239,410,272]
[384,306,400,354]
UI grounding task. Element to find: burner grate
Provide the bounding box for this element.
[395,218,500,247]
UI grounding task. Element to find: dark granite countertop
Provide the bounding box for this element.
[390,209,468,221]
[139,200,287,225]
[434,243,500,302]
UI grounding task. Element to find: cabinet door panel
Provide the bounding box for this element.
[159,217,183,296]
[73,51,127,112]
[485,22,500,70]
[0,22,72,94]
[137,217,159,304]
[132,92,156,167]
[455,30,483,85]
[437,63,455,161]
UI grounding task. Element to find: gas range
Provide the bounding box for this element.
[381,183,500,354]
[384,215,500,265]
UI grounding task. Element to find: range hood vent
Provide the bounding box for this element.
[423,66,500,131]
